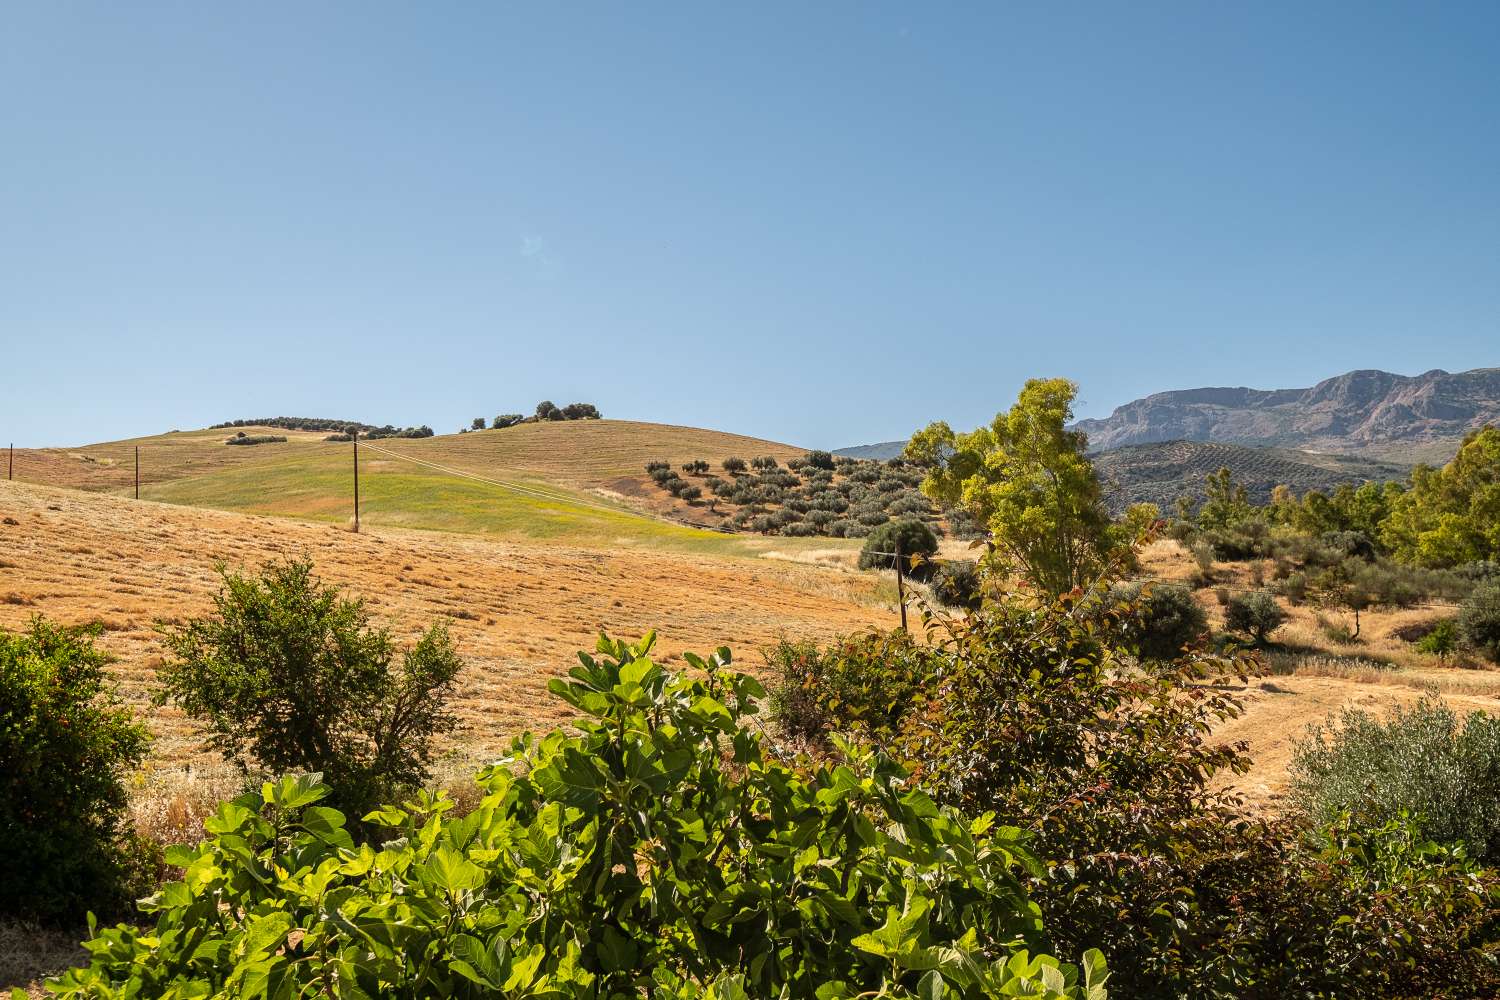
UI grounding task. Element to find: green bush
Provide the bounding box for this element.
[1224,591,1287,644]
[721,456,747,474]
[156,558,463,821]
[857,510,890,527]
[493,413,524,429]
[857,518,939,576]
[49,634,1105,999]
[750,455,779,471]
[932,559,983,610]
[766,631,939,743]
[224,434,287,446]
[1459,581,1500,663]
[678,485,702,501]
[1289,697,1500,861]
[1109,581,1209,661]
[0,617,152,924]
[1416,619,1460,657]
[806,449,835,470]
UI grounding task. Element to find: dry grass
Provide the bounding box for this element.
[1135,539,1500,809]
[0,479,890,766]
[0,920,86,997]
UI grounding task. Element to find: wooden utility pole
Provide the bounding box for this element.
[134,446,140,499]
[894,537,908,632]
[352,430,360,533]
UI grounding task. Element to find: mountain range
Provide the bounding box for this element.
[1072,367,1500,463]
[835,367,1498,509]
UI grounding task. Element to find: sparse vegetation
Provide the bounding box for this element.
[1224,591,1288,644]
[1459,581,1500,663]
[224,433,286,446]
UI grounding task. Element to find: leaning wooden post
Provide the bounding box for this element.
[134,446,140,499]
[895,537,908,632]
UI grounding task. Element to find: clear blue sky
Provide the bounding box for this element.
[3,3,1497,448]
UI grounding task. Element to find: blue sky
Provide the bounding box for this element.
[3,3,1497,448]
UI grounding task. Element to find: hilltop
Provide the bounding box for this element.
[1095,440,1411,512]
[1072,367,1500,461]
[6,420,821,553]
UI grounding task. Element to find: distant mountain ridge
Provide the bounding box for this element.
[832,440,908,461]
[1072,367,1500,462]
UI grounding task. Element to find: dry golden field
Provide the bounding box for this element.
[0,479,892,768]
[1134,539,1500,808]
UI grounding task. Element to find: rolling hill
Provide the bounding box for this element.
[1072,367,1500,461]
[1094,439,1411,512]
[7,420,825,553]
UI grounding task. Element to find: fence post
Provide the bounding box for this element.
[352,430,360,533]
[134,445,139,499]
[7,443,11,481]
[895,538,908,632]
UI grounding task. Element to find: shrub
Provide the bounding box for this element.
[644,461,671,474]
[826,519,851,538]
[1276,571,1309,604]
[843,521,873,538]
[156,558,463,820]
[857,510,889,527]
[857,518,939,576]
[493,413,524,429]
[781,522,815,537]
[1416,619,1460,657]
[678,485,702,502]
[766,631,939,743]
[887,494,931,516]
[1224,591,1287,644]
[666,479,690,497]
[750,455,779,471]
[1290,697,1500,861]
[0,618,152,924]
[806,449,835,470]
[561,402,601,420]
[721,456,747,474]
[224,434,287,446]
[50,635,1105,998]
[1109,581,1209,661]
[750,514,776,533]
[650,468,678,485]
[932,559,983,610]
[1459,581,1500,663]
[806,508,836,529]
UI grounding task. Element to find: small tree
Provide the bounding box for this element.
[535,400,561,421]
[722,456,747,474]
[1110,582,1209,661]
[1225,591,1288,645]
[1458,581,1500,663]
[561,402,601,420]
[493,413,524,429]
[857,518,939,577]
[805,449,835,470]
[156,558,463,818]
[471,417,486,431]
[1,617,151,923]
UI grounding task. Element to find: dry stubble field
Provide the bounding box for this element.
[0,479,891,768]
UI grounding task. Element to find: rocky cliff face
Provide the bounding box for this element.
[1072,368,1500,459]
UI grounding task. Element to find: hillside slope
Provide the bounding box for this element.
[1095,440,1410,512]
[1074,367,1500,461]
[0,480,887,763]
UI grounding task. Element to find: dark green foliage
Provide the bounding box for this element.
[678,485,702,502]
[650,468,678,485]
[1459,581,1500,663]
[1415,618,1459,656]
[766,631,940,743]
[213,417,434,438]
[493,413,524,429]
[471,417,487,431]
[683,459,710,474]
[857,510,890,527]
[644,460,671,474]
[1290,697,1500,861]
[561,402,601,420]
[1109,581,1209,661]
[665,478,690,497]
[782,522,815,536]
[721,456,747,474]
[932,559,983,610]
[0,618,151,924]
[1223,591,1287,644]
[826,518,852,537]
[858,519,939,576]
[49,633,1105,999]
[224,434,287,445]
[535,400,562,421]
[806,449,836,470]
[155,559,463,819]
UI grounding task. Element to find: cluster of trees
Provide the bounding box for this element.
[765,583,1500,997]
[223,432,286,446]
[473,401,603,431]
[211,417,435,440]
[643,452,938,538]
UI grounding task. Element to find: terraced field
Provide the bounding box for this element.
[1094,439,1411,512]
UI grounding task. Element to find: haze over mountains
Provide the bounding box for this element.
[1072,367,1500,463]
[835,367,1500,510]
